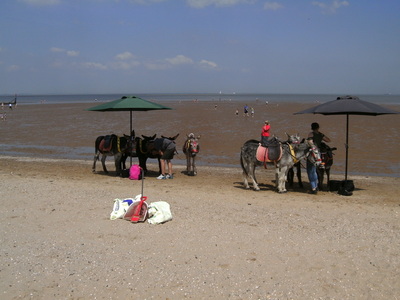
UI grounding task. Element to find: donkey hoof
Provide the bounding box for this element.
[278,190,287,194]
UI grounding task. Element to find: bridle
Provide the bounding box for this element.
[185,138,199,154]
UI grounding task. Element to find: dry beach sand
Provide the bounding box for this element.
[1,100,400,299]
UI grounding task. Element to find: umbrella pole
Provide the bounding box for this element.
[345,114,349,181]
[130,110,133,167]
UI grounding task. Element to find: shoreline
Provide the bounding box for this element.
[1,154,399,179]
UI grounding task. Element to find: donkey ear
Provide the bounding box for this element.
[285,132,290,137]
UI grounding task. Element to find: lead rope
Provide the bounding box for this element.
[117,136,121,153]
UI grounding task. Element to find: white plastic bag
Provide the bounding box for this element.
[147,201,173,224]
[109,195,142,220]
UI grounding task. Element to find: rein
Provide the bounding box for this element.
[285,142,319,168]
[117,136,121,153]
[138,139,148,154]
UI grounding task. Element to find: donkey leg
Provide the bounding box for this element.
[317,168,324,191]
[287,167,294,187]
[249,164,260,191]
[114,153,122,176]
[92,153,99,173]
[101,155,108,173]
[193,157,197,176]
[276,166,288,193]
[296,164,304,188]
[186,155,190,174]
[325,168,331,191]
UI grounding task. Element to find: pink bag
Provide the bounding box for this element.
[129,165,142,180]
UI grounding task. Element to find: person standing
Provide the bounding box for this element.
[153,138,176,180]
[261,120,270,146]
[243,104,249,117]
[306,122,331,194]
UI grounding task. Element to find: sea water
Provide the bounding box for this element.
[2,93,400,105]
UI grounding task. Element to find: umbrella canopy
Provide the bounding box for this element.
[87,95,172,165]
[295,95,399,181]
[86,95,172,112]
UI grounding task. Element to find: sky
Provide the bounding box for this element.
[0,0,399,95]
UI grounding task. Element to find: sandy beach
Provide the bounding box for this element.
[1,100,400,299]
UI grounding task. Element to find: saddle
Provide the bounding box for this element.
[99,135,115,152]
[256,138,282,163]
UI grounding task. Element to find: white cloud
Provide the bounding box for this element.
[67,50,79,57]
[115,52,134,60]
[166,55,193,65]
[187,0,254,8]
[19,0,61,5]
[110,60,140,70]
[199,59,218,69]
[312,0,349,14]
[51,47,79,57]
[8,65,20,71]
[50,47,65,53]
[82,62,108,70]
[263,2,283,11]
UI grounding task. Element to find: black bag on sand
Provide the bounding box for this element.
[338,180,355,196]
[328,180,341,191]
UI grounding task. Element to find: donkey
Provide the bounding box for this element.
[287,142,337,191]
[240,138,321,193]
[286,133,304,189]
[317,142,337,191]
[182,133,200,176]
[92,134,133,176]
[135,133,179,174]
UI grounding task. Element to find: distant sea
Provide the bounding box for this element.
[1,93,400,105]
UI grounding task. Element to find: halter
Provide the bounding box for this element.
[185,138,199,154]
[286,143,321,167]
[308,146,323,166]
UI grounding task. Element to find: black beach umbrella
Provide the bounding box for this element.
[87,95,172,164]
[294,95,399,181]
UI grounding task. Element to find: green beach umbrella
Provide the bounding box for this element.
[87,95,172,164]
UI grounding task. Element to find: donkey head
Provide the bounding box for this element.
[286,133,301,145]
[306,139,322,167]
[183,133,200,155]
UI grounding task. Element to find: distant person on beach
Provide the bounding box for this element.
[1,103,4,110]
[235,109,239,116]
[152,138,176,180]
[306,122,331,194]
[251,107,254,117]
[261,120,270,145]
[243,104,249,117]
[9,103,12,110]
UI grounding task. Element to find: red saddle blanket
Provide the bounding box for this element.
[256,144,282,162]
[99,137,113,152]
